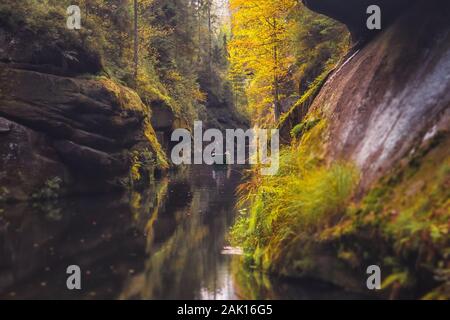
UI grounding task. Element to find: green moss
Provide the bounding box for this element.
[129,146,166,190]
[100,78,148,113]
[144,120,169,170]
[99,78,169,171]
[333,133,450,298]
[290,119,321,139]
[278,69,331,129]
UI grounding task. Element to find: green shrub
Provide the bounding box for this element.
[232,119,359,269]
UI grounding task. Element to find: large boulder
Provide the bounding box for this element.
[0,65,167,202]
[303,0,450,190]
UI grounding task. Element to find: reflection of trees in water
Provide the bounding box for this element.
[0,164,362,300]
[0,165,247,299]
[0,180,165,299]
[143,193,210,299]
[230,256,373,300]
[230,257,276,300]
[121,166,238,299]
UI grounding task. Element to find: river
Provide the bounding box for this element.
[0,165,364,299]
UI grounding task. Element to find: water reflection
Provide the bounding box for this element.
[0,165,364,300]
[122,165,239,300]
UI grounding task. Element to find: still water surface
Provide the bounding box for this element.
[0,165,362,299]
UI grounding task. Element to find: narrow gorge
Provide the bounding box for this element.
[0,0,448,300]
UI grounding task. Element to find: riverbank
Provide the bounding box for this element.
[0,165,369,299]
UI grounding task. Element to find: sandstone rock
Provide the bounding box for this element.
[151,100,176,132]
[303,0,450,190]
[0,65,166,201]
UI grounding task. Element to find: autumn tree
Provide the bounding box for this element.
[133,0,139,82]
[229,0,297,124]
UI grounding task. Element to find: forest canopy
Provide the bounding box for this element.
[228,0,349,125]
[0,0,237,127]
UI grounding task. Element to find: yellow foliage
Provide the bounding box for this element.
[229,0,297,124]
[99,77,146,112]
[232,120,360,269]
[144,120,169,170]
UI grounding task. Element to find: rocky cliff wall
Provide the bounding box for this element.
[270,0,450,296]
[302,0,450,191]
[0,23,168,201]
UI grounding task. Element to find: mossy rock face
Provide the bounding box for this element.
[290,119,321,139]
[233,1,450,298]
[306,0,450,192]
[314,132,450,299]
[278,70,330,144]
[0,66,167,202]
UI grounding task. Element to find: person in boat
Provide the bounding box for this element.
[211,151,231,166]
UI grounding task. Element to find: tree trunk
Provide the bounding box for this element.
[85,0,89,18]
[273,20,281,122]
[207,0,212,76]
[197,0,203,65]
[133,0,138,85]
[274,73,281,121]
